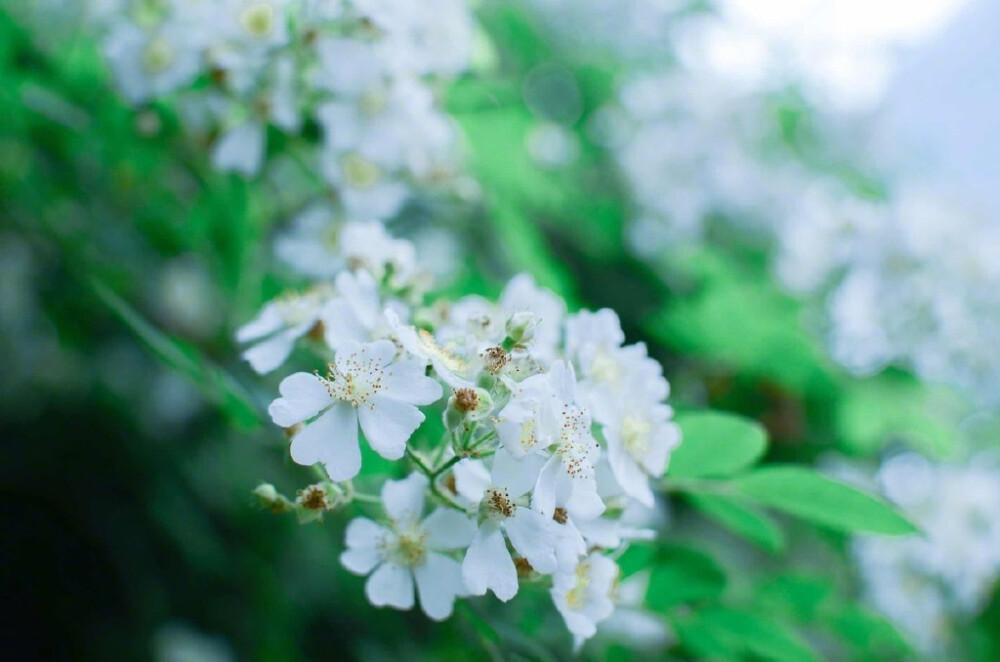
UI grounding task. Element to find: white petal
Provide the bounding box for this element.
[321,298,370,349]
[365,562,415,610]
[289,402,362,482]
[268,372,335,428]
[453,459,490,504]
[335,269,379,329]
[212,121,264,176]
[506,509,558,575]
[422,509,477,550]
[345,517,386,550]
[492,447,546,499]
[548,360,577,403]
[335,338,397,375]
[567,479,607,520]
[359,395,424,460]
[236,303,284,342]
[383,358,443,405]
[381,473,428,523]
[341,519,386,576]
[531,454,566,518]
[415,552,465,621]
[462,523,518,601]
[244,325,307,374]
[607,439,654,508]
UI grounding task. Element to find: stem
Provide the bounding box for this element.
[406,448,466,512]
[405,447,433,476]
[431,455,461,479]
[310,463,328,482]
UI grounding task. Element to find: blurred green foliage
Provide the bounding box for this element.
[3,3,996,660]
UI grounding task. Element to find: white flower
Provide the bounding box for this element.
[341,473,476,620]
[212,119,265,175]
[496,361,603,520]
[551,552,619,651]
[321,269,394,350]
[355,0,474,76]
[386,310,473,388]
[602,389,680,507]
[236,285,333,374]
[103,19,205,103]
[455,454,561,601]
[338,221,419,288]
[268,339,442,481]
[500,275,566,365]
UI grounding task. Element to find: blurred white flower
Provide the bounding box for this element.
[341,473,476,620]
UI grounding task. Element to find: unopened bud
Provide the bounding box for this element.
[506,311,538,345]
[253,483,291,514]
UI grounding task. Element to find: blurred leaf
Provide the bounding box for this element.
[646,544,726,611]
[672,607,818,662]
[733,466,916,535]
[647,247,837,395]
[669,411,767,478]
[756,574,835,624]
[836,371,966,458]
[92,279,262,428]
[687,493,785,553]
[827,605,912,660]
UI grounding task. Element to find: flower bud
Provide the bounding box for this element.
[253,483,291,514]
[505,311,538,346]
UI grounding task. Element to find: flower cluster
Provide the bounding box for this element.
[851,452,1000,652]
[86,0,473,218]
[244,222,680,647]
[775,186,1000,405]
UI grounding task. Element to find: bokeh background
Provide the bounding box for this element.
[3,1,999,659]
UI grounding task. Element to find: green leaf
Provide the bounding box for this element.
[732,466,916,535]
[92,279,262,428]
[645,544,726,611]
[687,493,785,553]
[669,411,767,478]
[828,605,912,660]
[673,607,819,662]
[836,371,967,458]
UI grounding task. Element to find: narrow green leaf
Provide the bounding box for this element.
[669,411,767,478]
[733,466,916,535]
[673,607,819,662]
[645,544,726,611]
[92,279,262,428]
[687,493,786,553]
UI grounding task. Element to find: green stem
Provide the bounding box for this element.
[310,463,328,482]
[406,448,466,512]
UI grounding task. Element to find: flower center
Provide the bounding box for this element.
[320,354,386,407]
[556,407,595,479]
[390,529,428,567]
[240,3,275,38]
[621,413,651,460]
[341,153,382,189]
[276,292,319,325]
[142,37,174,75]
[359,89,387,116]
[589,348,622,383]
[483,487,516,520]
[565,561,592,609]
